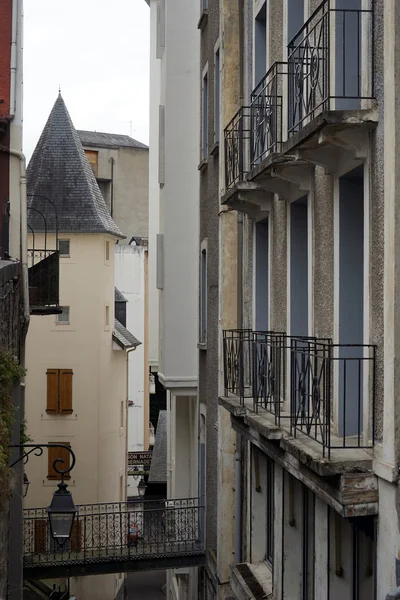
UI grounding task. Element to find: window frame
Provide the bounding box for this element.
[46,368,73,415]
[56,306,70,325]
[265,457,274,566]
[58,239,70,258]
[201,64,209,161]
[199,239,208,346]
[214,42,221,145]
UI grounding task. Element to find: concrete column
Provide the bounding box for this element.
[218,1,240,597]
[382,0,400,473]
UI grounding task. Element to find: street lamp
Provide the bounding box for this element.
[10,443,77,545]
[47,480,77,546]
[137,478,147,498]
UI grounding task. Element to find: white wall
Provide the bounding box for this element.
[148,0,161,371]
[114,244,147,498]
[157,0,200,389]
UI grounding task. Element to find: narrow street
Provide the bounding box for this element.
[126,570,166,599]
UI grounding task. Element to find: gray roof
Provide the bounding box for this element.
[27,94,124,238]
[113,319,141,350]
[148,411,167,483]
[115,288,127,303]
[77,130,148,150]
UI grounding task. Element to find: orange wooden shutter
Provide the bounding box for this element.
[48,443,71,480]
[70,519,82,552]
[34,519,47,553]
[60,369,73,414]
[46,369,59,414]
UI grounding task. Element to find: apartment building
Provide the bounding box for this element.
[198,0,221,597]
[146,0,201,597]
[213,0,397,598]
[24,94,140,600]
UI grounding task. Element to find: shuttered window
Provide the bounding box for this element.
[84,150,98,177]
[48,443,71,480]
[46,369,73,414]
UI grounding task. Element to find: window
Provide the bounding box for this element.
[56,307,70,324]
[200,243,207,343]
[254,3,267,86]
[202,0,208,9]
[58,239,70,257]
[46,369,73,414]
[214,47,220,144]
[85,150,98,177]
[48,443,71,480]
[266,458,274,565]
[201,69,208,160]
[105,305,110,327]
[105,241,110,262]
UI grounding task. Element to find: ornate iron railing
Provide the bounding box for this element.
[250,62,287,166]
[28,249,60,310]
[224,107,251,191]
[252,331,286,421]
[288,0,374,136]
[23,498,203,569]
[223,329,253,401]
[290,339,376,457]
[222,330,376,456]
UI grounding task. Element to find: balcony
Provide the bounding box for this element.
[222,0,377,208]
[27,194,61,315]
[23,498,205,579]
[220,330,378,516]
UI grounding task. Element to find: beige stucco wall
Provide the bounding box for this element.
[83,144,149,242]
[24,233,127,600]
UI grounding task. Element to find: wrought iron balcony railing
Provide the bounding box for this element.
[222,330,376,456]
[28,249,60,311]
[287,0,374,136]
[250,62,287,166]
[24,498,203,570]
[224,107,251,191]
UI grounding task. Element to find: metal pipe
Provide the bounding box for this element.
[10,0,19,116]
[238,0,245,103]
[109,157,115,217]
[235,432,242,563]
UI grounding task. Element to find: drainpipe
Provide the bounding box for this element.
[109,157,115,217]
[10,0,19,116]
[235,433,242,563]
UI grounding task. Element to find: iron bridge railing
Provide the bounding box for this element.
[23,498,204,569]
[288,0,374,136]
[223,329,376,457]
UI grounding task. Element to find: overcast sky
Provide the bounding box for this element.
[23,0,150,161]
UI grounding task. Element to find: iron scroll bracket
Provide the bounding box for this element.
[9,444,76,478]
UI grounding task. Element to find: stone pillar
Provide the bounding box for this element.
[218,1,240,597]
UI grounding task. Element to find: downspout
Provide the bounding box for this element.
[109,157,115,217]
[10,0,19,117]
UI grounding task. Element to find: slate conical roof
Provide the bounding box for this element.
[27,94,124,238]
